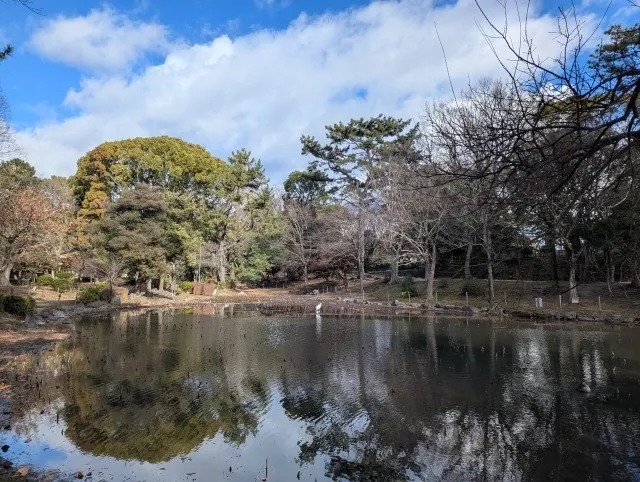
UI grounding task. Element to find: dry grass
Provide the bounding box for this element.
[0,312,69,362]
[363,277,640,317]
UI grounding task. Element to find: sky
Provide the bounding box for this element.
[0,0,636,184]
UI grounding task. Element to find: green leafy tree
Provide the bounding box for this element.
[73,136,227,220]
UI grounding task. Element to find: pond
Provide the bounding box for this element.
[2,306,640,481]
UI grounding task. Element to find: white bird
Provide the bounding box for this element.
[315,303,322,314]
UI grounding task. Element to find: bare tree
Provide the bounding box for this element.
[471,1,639,199]
[379,143,450,301]
[0,93,17,162]
[312,205,358,290]
[282,201,316,286]
[422,79,522,302]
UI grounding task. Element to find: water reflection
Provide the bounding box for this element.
[5,309,640,481]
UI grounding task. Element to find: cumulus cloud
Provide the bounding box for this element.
[28,7,169,71]
[17,0,585,183]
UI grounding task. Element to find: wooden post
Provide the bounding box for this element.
[598,296,601,310]
[466,292,469,306]
[435,291,438,305]
[504,292,507,305]
[558,294,562,307]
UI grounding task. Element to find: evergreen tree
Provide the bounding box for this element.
[301,116,416,291]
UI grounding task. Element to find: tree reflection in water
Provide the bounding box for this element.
[54,310,268,463]
[11,310,640,481]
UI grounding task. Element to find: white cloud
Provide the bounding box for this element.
[16,0,589,183]
[28,7,169,71]
[255,0,291,9]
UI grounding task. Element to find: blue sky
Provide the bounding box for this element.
[0,0,636,183]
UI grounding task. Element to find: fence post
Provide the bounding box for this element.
[558,294,562,307]
[466,292,469,306]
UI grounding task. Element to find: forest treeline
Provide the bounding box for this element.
[0,7,638,302]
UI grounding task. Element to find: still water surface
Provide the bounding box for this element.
[3,307,640,481]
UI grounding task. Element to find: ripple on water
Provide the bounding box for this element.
[2,312,639,481]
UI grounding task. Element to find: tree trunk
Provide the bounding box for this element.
[146,278,152,293]
[464,241,473,279]
[550,239,559,290]
[159,277,165,292]
[482,215,495,302]
[608,265,615,294]
[487,262,495,303]
[426,243,437,301]
[568,263,578,302]
[357,197,365,293]
[0,264,11,286]
[567,246,579,302]
[390,256,399,284]
[342,271,349,290]
[218,243,226,284]
[581,247,591,283]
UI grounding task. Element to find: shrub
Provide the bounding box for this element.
[0,294,36,316]
[36,274,54,287]
[460,278,485,297]
[78,284,107,304]
[400,276,420,299]
[219,279,236,290]
[438,278,449,290]
[36,273,75,292]
[178,281,194,294]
